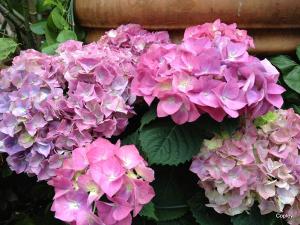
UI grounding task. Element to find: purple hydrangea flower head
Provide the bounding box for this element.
[0,49,66,180]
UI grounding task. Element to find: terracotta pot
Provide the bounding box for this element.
[75,0,300,54]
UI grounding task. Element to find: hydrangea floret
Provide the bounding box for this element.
[49,138,155,225]
[0,49,66,180]
[190,109,300,225]
[131,19,285,124]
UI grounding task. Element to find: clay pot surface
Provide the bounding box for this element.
[75,0,300,54]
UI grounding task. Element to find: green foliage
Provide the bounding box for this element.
[30,21,48,35]
[270,45,300,113]
[139,202,158,221]
[231,205,282,225]
[157,214,198,225]
[0,38,18,62]
[140,104,157,130]
[151,165,198,222]
[0,0,85,59]
[57,30,77,42]
[139,118,203,165]
[0,162,64,225]
[282,65,300,94]
[188,192,231,225]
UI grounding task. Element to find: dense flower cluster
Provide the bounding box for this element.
[132,19,285,124]
[99,24,170,54]
[190,109,300,224]
[0,25,169,180]
[0,50,66,180]
[49,138,155,225]
[55,24,169,144]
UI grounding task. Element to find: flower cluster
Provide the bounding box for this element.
[190,109,300,223]
[132,19,285,124]
[0,49,66,180]
[99,24,170,54]
[49,138,155,225]
[55,24,170,145]
[0,25,169,180]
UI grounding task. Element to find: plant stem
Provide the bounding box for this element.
[0,4,26,32]
[22,0,36,49]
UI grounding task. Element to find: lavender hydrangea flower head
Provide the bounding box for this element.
[190,109,300,224]
[0,49,66,180]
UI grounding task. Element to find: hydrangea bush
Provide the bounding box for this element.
[0,21,297,225]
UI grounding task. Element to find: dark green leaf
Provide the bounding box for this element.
[293,105,300,114]
[56,30,77,42]
[283,66,300,94]
[0,38,18,61]
[122,130,140,146]
[270,55,298,74]
[140,104,157,130]
[188,192,231,225]
[153,166,198,221]
[139,119,203,165]
[231,205,277,225]
[37,0,52,13]
[157,214,198,225]
[42,43,59,55]
[30,21,47,35]
[139,202,158,221]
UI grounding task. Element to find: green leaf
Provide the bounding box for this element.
[139,119,203,165]
[139,202,158,221]
[157,215,198,225]
[188,192,231,225]
[153,166,197,221]
[283,66,300,94]
[50,7,69,30]
[293,104,300,114]
[30,21,47,35]
[140,105,157,130]
[296,45,300,62]
[270,55,298,74]
[122,130,140,146]
[231,206,277,225]
[0,38,18,61]
[56,30,77,42]
[42,43,59,55]
[45,26,57,44]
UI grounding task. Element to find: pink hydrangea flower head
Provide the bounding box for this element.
[132,20,284,124]
[98,24,170,54]
[49,137,155,225]
[55,25,170,146]
[190,109,300,223]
